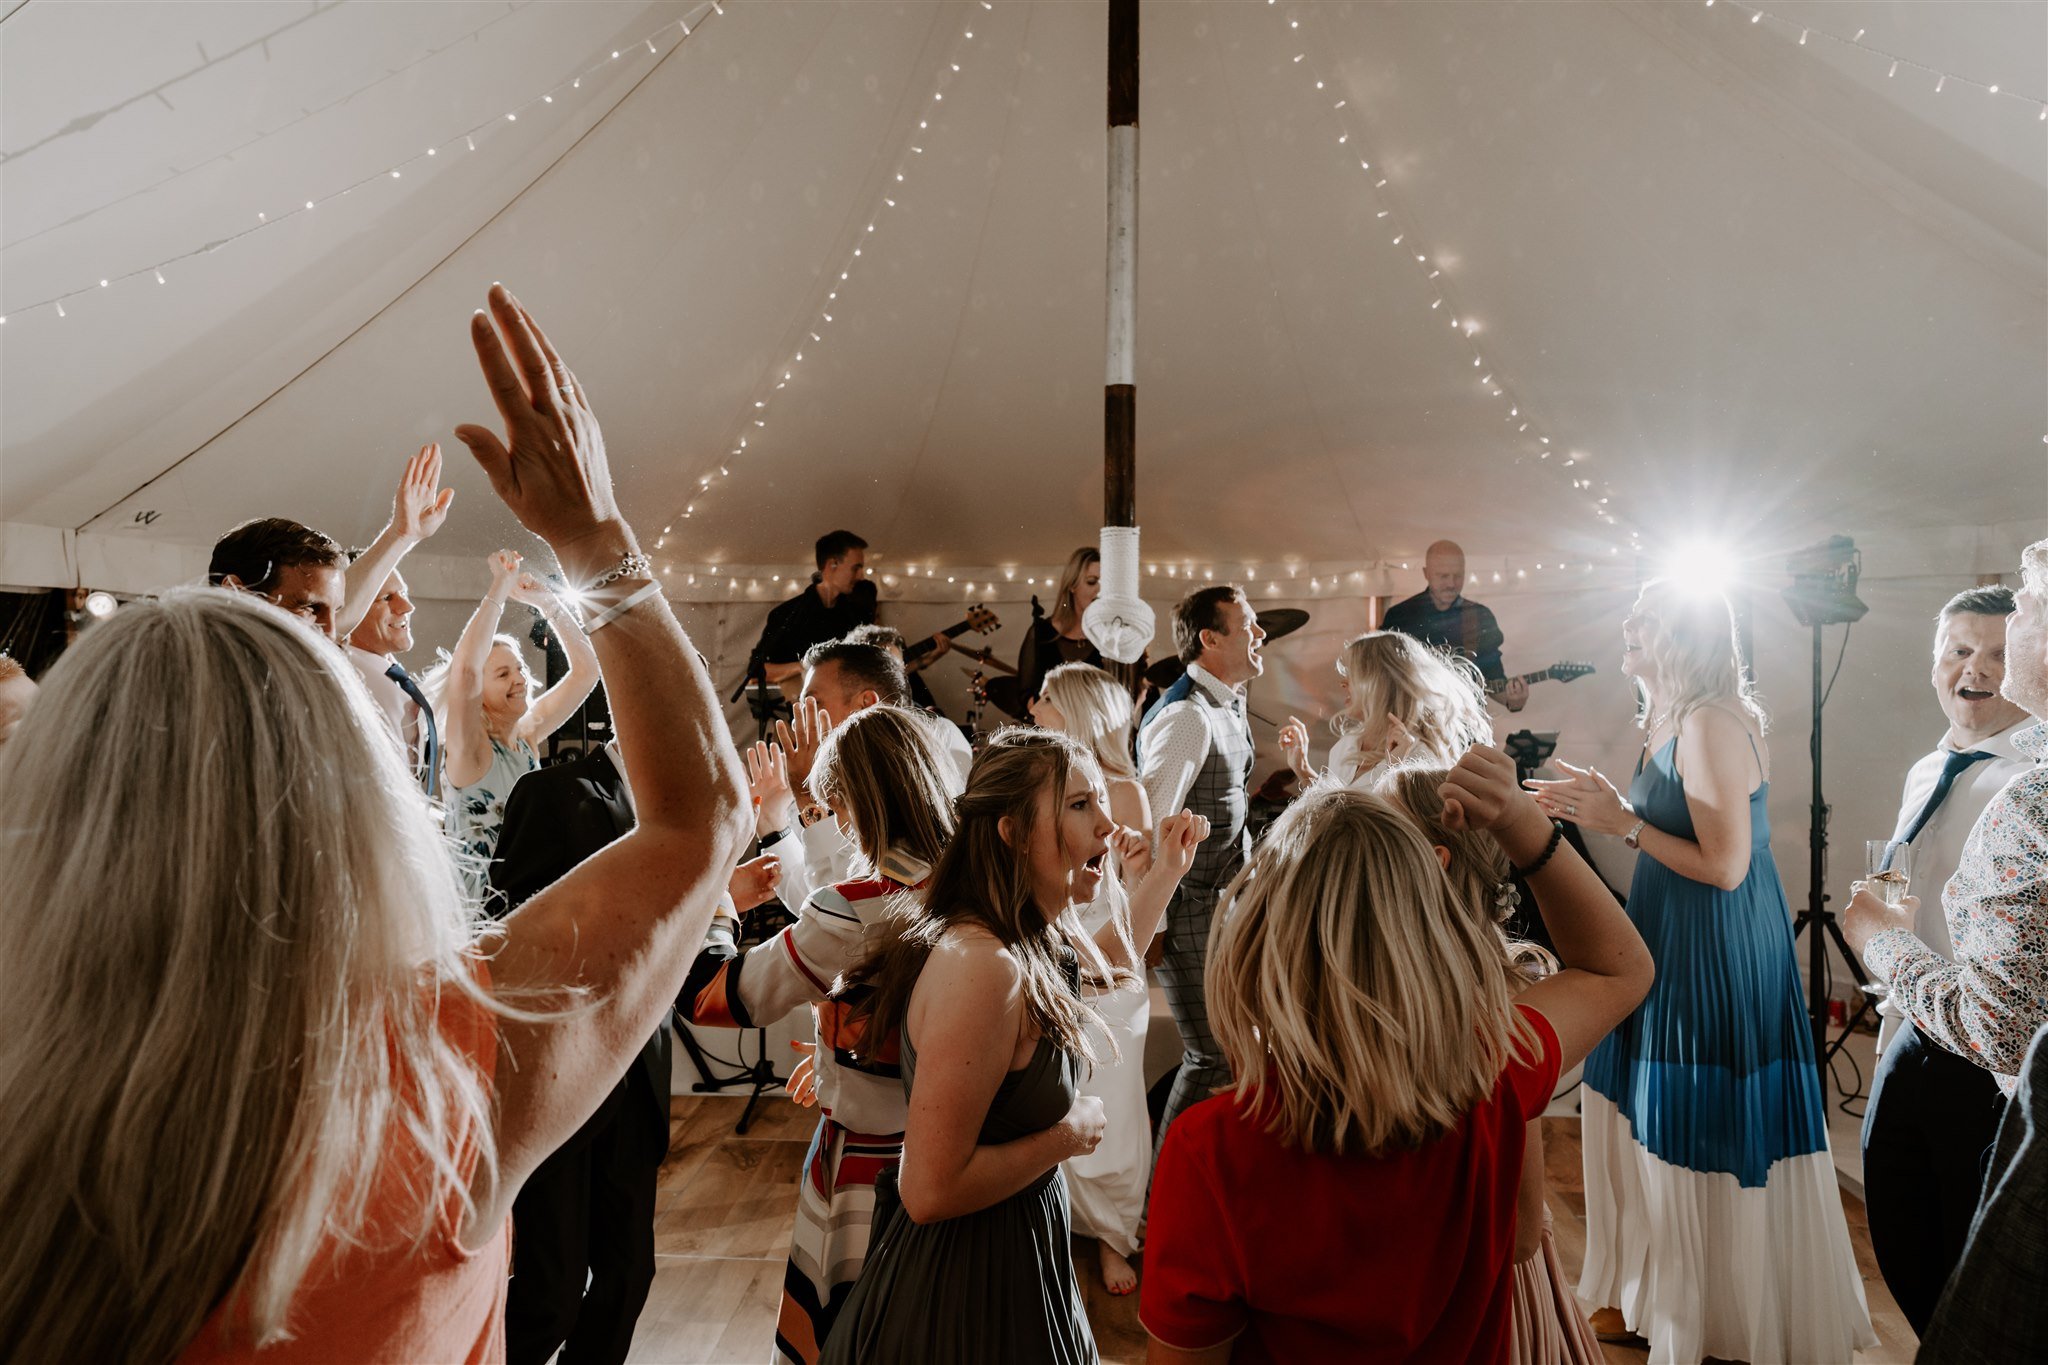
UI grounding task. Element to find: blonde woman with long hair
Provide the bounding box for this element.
[1376,761,1602,1365]
[677,704,958,1364]
[1528,582,1874,1361]
[1278,629,1492,788]
[0,286,749,1363]
[822,729,1204,1364]
[1030,663,1208,1296]
[1140,744,1652,1363]
[430,548,601,889]
[1018,547,1106,706]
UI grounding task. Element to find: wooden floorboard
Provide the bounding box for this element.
[629,1098,1919,1365]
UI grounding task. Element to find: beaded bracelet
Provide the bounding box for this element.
[1513,821,1565,878]
[587,552,653,593]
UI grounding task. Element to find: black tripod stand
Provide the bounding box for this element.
[1783,537,1871,1091]
[679,1014,785,1135]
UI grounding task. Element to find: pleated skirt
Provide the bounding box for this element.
[1578,853,1874,1364]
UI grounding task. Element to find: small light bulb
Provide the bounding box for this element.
[100,279,109,288]
[1749,11,1761,22]
[1935,74,1946,93]
[1888,60,1898,78]
[467,135,476,150]
[1799,29,1808,45]
[305,200,314,209]
[506,112,517,121]
[56,301,66,318]
[427,148,436,156]
[155,269,166,284]
[391,170,401,178]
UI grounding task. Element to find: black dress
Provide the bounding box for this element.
[819,965,1097,1365]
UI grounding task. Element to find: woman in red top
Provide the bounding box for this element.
[0,286,751,1363]
[1141,744,1653,1363]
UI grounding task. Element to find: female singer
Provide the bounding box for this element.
[1527,583,1873,1363]
[1279,629,1491,788]
[1018,548,1105,706]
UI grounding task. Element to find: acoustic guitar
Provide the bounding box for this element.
[776,604,1002,702]
[1484,661,1595,698]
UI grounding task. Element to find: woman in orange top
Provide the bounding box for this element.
[0,286,751,1363]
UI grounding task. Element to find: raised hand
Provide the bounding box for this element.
[1108,824,1154,884]
[392,442,455,542]
[1381,713,1418,765]
[1277,716,1317,782]
[454,284,623,562]
[728,853,781,913]
[1525,759,1629,835]
[774,695,835,793]
[1150,810,1212,886]
[1438,743,1533,834]
[748,741,796,835]
[507,569,555,609]
[486,549,522,598]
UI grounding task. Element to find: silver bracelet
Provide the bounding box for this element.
[585,581,663,633]
[587,552,653,593]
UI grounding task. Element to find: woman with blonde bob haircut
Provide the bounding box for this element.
[0,285,750,1364]
[1141,745,1652,1363]
[1529,579,1874,1360]
[1375,760,1603,1365]
[1278,629,1491,788]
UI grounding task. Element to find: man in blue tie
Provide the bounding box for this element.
[1860,584,2034,1333]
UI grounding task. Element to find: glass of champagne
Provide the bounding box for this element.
[1866,840,1913,908]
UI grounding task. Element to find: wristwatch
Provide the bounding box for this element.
[1623,818,1648,850]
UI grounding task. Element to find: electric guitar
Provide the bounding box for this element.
[776,604,1002,702]
[1485,661,1595,699]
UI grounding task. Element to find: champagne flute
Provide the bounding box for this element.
[1866,840,1913,908]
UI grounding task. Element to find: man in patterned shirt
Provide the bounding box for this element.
[1849,540,2048,1097]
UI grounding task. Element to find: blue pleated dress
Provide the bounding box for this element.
[1577,734,1874,1365]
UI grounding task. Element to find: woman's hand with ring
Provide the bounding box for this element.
[1523,760,1629,835]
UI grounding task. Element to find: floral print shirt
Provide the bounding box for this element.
[1866,721,2048,1094]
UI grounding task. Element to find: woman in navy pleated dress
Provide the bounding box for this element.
[1528,582,1873,1365]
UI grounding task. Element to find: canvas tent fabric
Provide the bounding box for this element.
[2,0,2044,1051]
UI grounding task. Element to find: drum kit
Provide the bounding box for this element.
[956,607,1313,741]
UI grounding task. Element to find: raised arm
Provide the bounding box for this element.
[1442,744,1654,1072]
[509,571,601,746]
[896,930,1104,1224]
[337,443,454,638]
[451,285,749,1245]
[440,550,520,791]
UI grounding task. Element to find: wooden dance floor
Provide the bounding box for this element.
[628,1095,1915,1364]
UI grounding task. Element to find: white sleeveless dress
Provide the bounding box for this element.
[1062,892,1151,1258]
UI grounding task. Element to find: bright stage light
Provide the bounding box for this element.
[1658,539,1741,598]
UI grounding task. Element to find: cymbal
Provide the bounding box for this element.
[952,646,1017,676]
[982,675,1028,720]
[1256,608,1310,643]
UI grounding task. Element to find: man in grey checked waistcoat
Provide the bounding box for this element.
[1139,585,1268,1163]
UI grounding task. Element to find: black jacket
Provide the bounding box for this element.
[490,745,671,1148]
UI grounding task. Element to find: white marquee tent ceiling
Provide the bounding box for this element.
[2,0,2044,590]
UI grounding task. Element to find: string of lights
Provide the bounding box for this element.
[0,0,548,256]
[646,548,1635,603]
[1272,0,1634,554]
[649,2,997,556]
[0,1,723,327]
[1703,0,2048,119]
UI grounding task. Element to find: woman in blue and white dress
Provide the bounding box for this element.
[1529,582,1873,1365]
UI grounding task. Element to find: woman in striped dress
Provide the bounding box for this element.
[675,704,957,1364]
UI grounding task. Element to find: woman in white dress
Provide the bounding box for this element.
[1029,663,1207,1295]
[1279,629,1492,789]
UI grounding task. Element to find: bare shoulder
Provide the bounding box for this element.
[926,922,1022,987]
[1679,704,1767,779]
[1106,776,1149,826]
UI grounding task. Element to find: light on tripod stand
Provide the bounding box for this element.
[1786,534,1871,1090]
[1783,535,1868,628]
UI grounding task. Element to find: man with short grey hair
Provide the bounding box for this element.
[1857,583,2033,1333]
